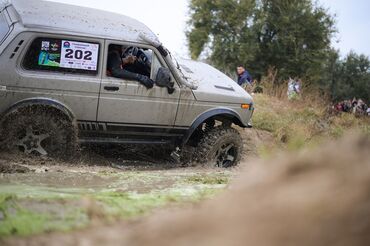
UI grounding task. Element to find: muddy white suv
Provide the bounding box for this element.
[0,0,254,167]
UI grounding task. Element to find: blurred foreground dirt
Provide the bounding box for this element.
[3,133,370,246]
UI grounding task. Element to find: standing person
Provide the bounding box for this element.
[287,77,301,100]
[236,65,253,92]
[351,98,358,114]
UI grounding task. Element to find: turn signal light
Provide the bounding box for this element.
[241,104,250,109]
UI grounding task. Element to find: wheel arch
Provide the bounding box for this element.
[0,97,75,123]
[181,108,244,146]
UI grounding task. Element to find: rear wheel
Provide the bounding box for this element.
[196,127,243,168]
[0,106,78,159]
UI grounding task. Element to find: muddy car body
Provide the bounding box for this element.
[0,0,254,167]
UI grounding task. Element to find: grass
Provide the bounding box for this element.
[184,174,230,185]
[0,194,88,237]
[89,172,231,220]
[94,187,222,220]
[0,171,230,238]
[252,93,370,153]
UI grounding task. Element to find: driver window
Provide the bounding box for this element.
[106,43,153,79]
[106,43,175,93]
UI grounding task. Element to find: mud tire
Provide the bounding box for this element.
[0,105,78,160]
[196,127,243,168]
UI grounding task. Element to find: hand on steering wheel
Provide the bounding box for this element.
[122,55,137,65]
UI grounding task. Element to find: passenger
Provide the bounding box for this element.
[107,44,154,88]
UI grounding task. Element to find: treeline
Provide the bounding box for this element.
[186,0,370,102]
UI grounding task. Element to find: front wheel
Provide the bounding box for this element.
[196,127,243,168]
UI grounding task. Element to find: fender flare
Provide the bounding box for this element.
[1,97,75,122]
[181,108,244,146]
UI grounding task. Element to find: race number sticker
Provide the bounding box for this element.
[60,40,99,71]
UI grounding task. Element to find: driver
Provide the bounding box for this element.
[107,44,154,89]
[122,46,152,77]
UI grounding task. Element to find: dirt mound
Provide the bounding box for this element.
[4,134,370,246]
[121,134,370,246]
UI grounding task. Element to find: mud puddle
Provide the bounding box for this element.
[0,148,234,239]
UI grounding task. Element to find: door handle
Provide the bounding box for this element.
[104,86,119,91]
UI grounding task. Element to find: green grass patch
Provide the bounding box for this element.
[0,171,230,238]
[184,174,229,185]
[94,191,179,219]
[0,194,88,238]
[93,184,226,220]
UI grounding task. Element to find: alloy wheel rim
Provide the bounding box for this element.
[16,126,50,156]
[214,143,237,168]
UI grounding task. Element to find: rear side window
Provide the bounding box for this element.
[23,37,100,75]
[0,12,10,42]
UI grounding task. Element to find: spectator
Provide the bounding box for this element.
[287,77,301,100]
[333,98,369,116]
[335,102,343,112]
[343,100,351,112]
[236,65,253,92]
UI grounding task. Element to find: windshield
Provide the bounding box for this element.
[0,11,9,43]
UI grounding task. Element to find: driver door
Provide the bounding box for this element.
[97,41,180,127]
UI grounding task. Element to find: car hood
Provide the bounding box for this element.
[178,59,253,104]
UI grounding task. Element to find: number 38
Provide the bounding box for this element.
[65,49,92,60]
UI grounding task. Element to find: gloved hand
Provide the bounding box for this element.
[136,74,154,89]
[167,86,175,94]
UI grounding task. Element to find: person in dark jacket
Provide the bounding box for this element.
[107,44,154,89]
[237,65,252,91]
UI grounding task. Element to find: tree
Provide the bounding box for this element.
[253,0,335,83]
[187,0,257,73]
[187,0,336,83]
[328,52,370,102]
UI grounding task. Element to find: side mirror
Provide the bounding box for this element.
[155,67,175,94]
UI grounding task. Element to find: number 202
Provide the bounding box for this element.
[65,49,93,60]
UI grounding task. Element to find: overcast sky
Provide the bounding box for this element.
[49,0,370,58]
[322,0,370,57]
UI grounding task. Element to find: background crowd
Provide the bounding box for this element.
[334,98,370,116]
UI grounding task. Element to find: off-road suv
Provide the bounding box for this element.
[0,0,254,167]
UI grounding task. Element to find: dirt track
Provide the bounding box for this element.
[3,134,369,246]
[0,129,274,243]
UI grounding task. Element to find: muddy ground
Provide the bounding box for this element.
[3,133,370,246]
[0,128,273,243]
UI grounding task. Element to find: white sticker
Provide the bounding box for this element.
[60,40,99,71]
[41,41,50,51]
